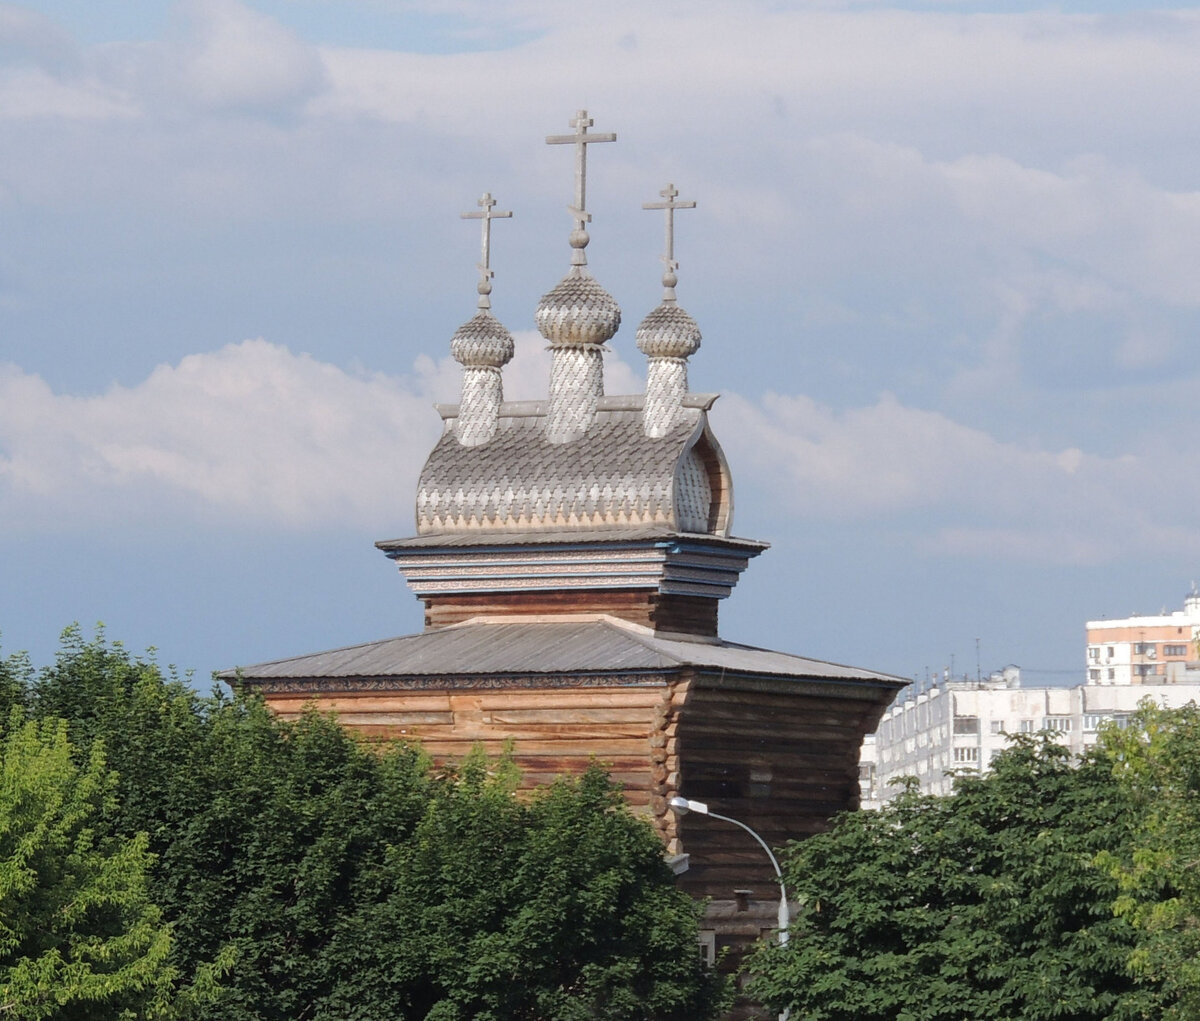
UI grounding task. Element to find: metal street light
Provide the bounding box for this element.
[668,796,791,1020]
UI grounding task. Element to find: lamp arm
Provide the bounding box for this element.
[704,809,790,941]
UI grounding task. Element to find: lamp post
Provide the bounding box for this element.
[668,796,791,1021]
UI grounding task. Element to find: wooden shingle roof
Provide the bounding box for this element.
[415,394,732,536]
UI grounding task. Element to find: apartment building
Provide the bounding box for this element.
[1086,589,1200,685]
[860,675,1200,808]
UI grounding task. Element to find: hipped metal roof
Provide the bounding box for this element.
[219,617,904,686]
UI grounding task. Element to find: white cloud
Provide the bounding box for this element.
[0,332,644,532]
[4,334,1197,566]
[0,340,427,530]
[0,65,136,119]
[166,0,327,113]
[714,388,1199,565]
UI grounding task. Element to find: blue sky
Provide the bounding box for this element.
[3,0,1200,686]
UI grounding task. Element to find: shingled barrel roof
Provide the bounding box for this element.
[416,394,733,537]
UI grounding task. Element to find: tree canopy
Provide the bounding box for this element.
[0,626,726,1021]
[1098,702,1200,1020]
[0,711,175,1020]
[748,731,1171,1021]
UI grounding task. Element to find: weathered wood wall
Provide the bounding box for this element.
[674,680,886,902]
[422,589,719,635]
[263,682,677,809]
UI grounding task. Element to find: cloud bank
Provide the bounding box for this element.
[3,338,1193,565]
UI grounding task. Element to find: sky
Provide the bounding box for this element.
[3,0,1200,688]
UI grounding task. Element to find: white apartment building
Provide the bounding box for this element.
[1086,589,1200,685]
[859,676,1200,809]
[859,587,1200,808]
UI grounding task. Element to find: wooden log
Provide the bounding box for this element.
[423,590,719,635]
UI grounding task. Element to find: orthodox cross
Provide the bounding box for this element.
[642,183,695,300]
[546,110,616,263]
[461,192,512,309]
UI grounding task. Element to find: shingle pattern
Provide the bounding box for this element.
[450,309,515,367]
[416,403,719,534]
[535,268,621,347]
[635,303,702,359]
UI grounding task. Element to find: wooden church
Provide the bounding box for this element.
[223,111,903,957]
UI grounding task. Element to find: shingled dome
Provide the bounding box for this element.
[636,302,702,359]
[535,266,622,347]
[450,308,515,368]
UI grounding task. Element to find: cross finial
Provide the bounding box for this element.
[461,192,512,309]
[546,109,616,266]
[642,183,696,302]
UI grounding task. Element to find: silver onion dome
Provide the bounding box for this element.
[451,308,515,368]
[535,267,622,347]
[636,302,701,359]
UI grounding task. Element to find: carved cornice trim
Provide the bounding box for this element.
[239,671,675,696]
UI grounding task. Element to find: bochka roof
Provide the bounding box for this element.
[415,394,730,536]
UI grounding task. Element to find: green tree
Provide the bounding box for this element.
[326,755,728,1021]
[20,627,727,1020]
[0,711,175,1020]
[747,736,1166,1021]
[1098,701,1200,1020]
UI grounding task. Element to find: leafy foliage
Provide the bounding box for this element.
[0,710,175,1020]
[7,626,726,1020]
[748,735,1167,1021]
[326,752,726,1021]
[1098,702,1200,1020]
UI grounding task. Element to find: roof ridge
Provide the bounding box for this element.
[593,615,691,665]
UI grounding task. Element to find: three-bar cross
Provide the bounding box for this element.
[642,183,695,299]
[461,192,512,308]
[546,109,616,238]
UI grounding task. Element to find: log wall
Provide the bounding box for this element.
[422,589,719,635]
[263,681,677,809]
[674,678,888,902]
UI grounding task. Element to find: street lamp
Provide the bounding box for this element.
[669,796,791,1021]
[668,796,790,944]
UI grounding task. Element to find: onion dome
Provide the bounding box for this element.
[636,302,702,359]
[451,308,514,369]
[535,266,622,347]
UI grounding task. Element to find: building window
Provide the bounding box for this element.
[1135,664,1155,677]
[953,716,980,735]
[1164,644,1188,657]
[1083,714,1106,732]
[698,931,716,968]
[1088,646,1100,661]
[1088,669,1100,681]
[1106,646,1114,657]
[953,747,979,763]
[990,720,1005,734]
[1108,669,1115,680]
[1044,716,1072,732]
[1134,643,1157,658]
[1019,719,1035,733]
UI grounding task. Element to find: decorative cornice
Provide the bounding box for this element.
[383,535,763,601]
[237,671,673,695]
